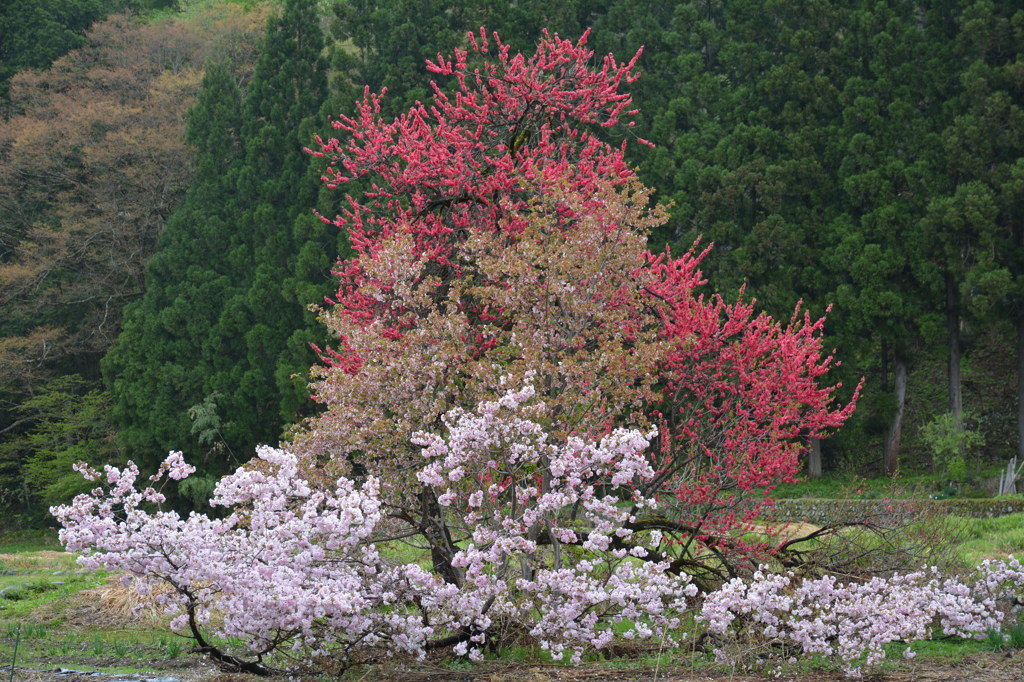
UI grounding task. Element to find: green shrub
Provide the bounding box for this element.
[919,412,984,481]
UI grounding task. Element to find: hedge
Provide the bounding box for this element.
[772,497,1024,524]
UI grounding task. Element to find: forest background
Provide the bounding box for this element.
[0,0,1021,525]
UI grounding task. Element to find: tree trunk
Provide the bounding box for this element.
[419,487,462,586]
[880,339,889,398]
[946,275,963,433]
[1018,315,1023,459]
[808,437,822,478]
[883,356,908,477]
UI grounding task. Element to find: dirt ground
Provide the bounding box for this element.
[8,649,1024,682]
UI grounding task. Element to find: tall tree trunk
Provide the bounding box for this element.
[883,356,907,476]
[1018,315,1024,459]
[808,437,822,478]
[880,339,889,398]
[947,274,963,433]
[1014,217,1023,461]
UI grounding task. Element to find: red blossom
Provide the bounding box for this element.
[305,28,858,569]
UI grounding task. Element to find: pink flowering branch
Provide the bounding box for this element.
[700,559,1024,675]
[413,380,697,661]
[53,401,1024,676]
[53,449,452,674]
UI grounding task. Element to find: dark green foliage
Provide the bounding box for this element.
[103,60,247,472]
[329,0,463,116]
[209,0,340,457]
[581,0,1024,473]
[0,375,115,524]
[105,0,342,477]
[328,0,605,117]
[2,0,1020,504]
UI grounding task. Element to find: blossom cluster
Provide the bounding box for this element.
[53,388,1024,675]
[54,447,450,669]
[53,384,697,668]
[700,560,1024,675]
[414,381,696,661]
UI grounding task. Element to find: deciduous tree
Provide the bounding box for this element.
[298,29,855,589]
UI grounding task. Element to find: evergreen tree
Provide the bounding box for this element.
[329,0,467,116]
[104,60,248,473]
[935,0,1024,457]
[328,0,603,119]
[106,0,339,478]
[214,0,336,452]
[586,0,1022,474]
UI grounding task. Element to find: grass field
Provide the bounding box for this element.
[0,530,197,676]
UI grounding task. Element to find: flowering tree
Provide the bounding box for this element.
[699,559,1024,675]
[297,28,856,589]
[54,443,1024,675]
[56,388,698,670]
[55,449,443,674]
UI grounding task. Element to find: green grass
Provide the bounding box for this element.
[0,529,62,554]
[899,635,994,662]
[0,572,106,620]
[377,536,436,569]
[952,513,1024,563]
[775,468,1009,500]
[2,623,188,672]
[0,553,78,573]
[0,529,181,676]
[1008,617,1024,648]
[164,638,183,658]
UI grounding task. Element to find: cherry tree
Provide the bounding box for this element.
[53,436,1024,674]
[55,386,698,670]
[298,27,856,588]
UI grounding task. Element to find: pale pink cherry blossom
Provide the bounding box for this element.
[699,560,1023,675]
[54,439,1024,675]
